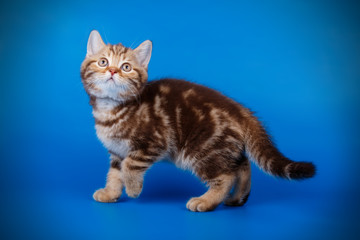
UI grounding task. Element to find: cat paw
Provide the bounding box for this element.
[186,197,217,212]
[93,188,121,203]
[224,192,250,206]
[125,181,143,198]
[224,197,243,206]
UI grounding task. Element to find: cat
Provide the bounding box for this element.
[80,30,316,212]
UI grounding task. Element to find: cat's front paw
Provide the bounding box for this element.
[93,188,121,203]
[125,180,143,198]
[186,197,217,212]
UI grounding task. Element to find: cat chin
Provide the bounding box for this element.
[87,88,125,103]
[94,97,123,109]
[91,91,126,103]
[88,82,129,101]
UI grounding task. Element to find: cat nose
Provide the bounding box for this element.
[108,67,118,76]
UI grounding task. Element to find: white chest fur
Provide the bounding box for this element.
[95,124,130,159]
[93,98,130,159]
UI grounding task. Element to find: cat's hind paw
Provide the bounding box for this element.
[186,197,217,212]
[93,188,121,203]
[125,181,143,198]
[224,192,250,206]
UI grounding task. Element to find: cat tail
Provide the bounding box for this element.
[244,117,316,180]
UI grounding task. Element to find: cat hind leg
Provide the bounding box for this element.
[224,157,251,206]
[186,174,235,212]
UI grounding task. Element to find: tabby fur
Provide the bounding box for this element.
[80,30,315,212]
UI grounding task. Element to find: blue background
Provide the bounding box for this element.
[1,0,359,239]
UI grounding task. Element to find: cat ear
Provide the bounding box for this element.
[133,40,152,68]
[87,30,106,56]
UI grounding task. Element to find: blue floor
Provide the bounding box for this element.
[1,161,359,239]
[1,0,360,239]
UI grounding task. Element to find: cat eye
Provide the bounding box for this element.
[98,58,108,67]
[121,63,132,72]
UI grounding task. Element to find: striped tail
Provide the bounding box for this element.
[244,117,315,180]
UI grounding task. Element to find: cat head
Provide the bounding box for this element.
[81,30,152,102]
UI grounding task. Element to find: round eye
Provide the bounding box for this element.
[121,63,132,72]
[98,58,108,67]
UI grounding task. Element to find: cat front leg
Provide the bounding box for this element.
[121,154,156,198]
[93,154,124,202]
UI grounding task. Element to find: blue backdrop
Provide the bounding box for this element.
[1,0,359,239]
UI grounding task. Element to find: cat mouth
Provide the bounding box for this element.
[105,77,122,87]
[107,77,115,83]
[105,77,126,88]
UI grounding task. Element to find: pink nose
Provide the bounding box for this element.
[109,67,117,76]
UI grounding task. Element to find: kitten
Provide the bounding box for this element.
[80,30,315,212]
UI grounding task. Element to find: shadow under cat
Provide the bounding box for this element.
[123,162,312,209]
